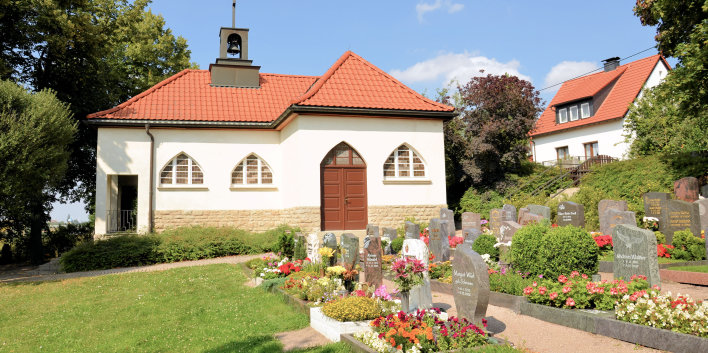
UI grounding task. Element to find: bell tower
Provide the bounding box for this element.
[210,0,261,87]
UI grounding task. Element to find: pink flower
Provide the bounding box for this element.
[581,274,588,279]
[549,292,558,300]
[523,286,534,295]
[558,275,568,284]
[594,287,605,294]
[565,297,576,307]
[570,271,580,278]
[532,281,538,287]
[562,286,572,294]
[538,286,547,295]
[610,287,619,295]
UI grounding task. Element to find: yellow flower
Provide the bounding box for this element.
[318,247,335,258]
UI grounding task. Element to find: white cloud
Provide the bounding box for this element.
[416,0,464,22]
[390,52,531,88]
[543,61,600,93]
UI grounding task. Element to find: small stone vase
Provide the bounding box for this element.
[400,291,410,313]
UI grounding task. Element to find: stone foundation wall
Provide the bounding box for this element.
[368,204,447,229]
[154,207,321,232]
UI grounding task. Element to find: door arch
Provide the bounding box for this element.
[320,142,367,230]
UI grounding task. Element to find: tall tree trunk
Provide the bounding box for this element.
[28,201,45,265]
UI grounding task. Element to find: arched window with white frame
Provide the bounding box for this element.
[232,154,273,185]
[160,153,204,185]
[383,144,426,179]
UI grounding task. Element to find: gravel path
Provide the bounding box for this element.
[0,254,264,283]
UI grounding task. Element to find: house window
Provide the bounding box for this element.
[584,142,599,159]
[232,154,273,185]
[556,146,569,160]
[160,153,203,185]
[569,106,579,121]
[558,108,568,123]
[581,103,590,118]
[322,142,365,166]
[384,145,425,178]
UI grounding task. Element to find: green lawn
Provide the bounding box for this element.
[668,265,708,273]
[0,264,350,353]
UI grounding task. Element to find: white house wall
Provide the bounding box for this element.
[94,115,447,236]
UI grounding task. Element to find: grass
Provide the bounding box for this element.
[599,251,687,264]
[0,264,349,353]
[667,265,708,273]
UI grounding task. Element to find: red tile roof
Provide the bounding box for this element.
[530,55,668,137]
[87,51,453,123]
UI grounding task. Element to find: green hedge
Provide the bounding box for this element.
[472,233,499,261]
[60,225,296,272]
[510,222,598,279]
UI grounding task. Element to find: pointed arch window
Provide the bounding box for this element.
[384,145,425,178]
[160,153,203,185]
[232,154,273,185]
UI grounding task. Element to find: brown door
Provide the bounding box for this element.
[321,142,367,230]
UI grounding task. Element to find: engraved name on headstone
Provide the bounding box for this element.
[665,199,701,244]
[364,237,383,288]
[489,209,506,235]
[643,192,670,230]
[557,201,585,227]
[502,204,517,222]
[463,228,482,246]
[599,200,628,235]
[461,212,481,232]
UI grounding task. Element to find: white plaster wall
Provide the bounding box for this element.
[532,119,628,163]
[279,115,447,208]
[94,115,447,235]
[533,60,669,164]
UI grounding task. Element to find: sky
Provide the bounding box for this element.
[51,0,671,222]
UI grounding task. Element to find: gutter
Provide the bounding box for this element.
[145,124,155,233]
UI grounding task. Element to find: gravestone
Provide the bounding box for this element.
[518,211,544,226]
[499,221,522,243]
[697,199,708,259]
[428,218,450,262]
[557,201,585,227]
[452,243,490,326]
[364,224,379,252]
[502,204,517,222]
[527,204,551,220]
[402,236,433,311]
[517,207,529,223]
[339,233,359,268]
[440,208,455,226]
[674,177,699,203]
[322,232,338,266]
[665,199,701,244]
[643,192,670,227]
[613,224,660,287]
[463,228,482,246]
[701,184,708,198]
[382,227,397,255]
[599,200,628,235]
[306,233,321,263]
[461,212,481,232]
[603,209,636,238]
[364,237,383,288]
[405,221,420,239]
[489,209,506,235]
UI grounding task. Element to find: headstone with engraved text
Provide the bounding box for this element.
[557,201,585,227]
[452,243,490,326]
[665,199,701,244]
[613,224,660,287]
[364,237,383,288]
[462,212,481,232]
[599,200,628,235]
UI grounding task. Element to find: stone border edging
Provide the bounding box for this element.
[659,269,708,286]
[340,333,514,353]
[518,302,708,353]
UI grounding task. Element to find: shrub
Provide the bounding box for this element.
[60,235,160,272]
[471,233,499,261]
[293,237,306,261]
[511,223,598,279]
[277,231,294,258]
[44,222,94,256]
[488,270,533,296]
[321,296,383,322]
[0,243,12,264]
[654,231,666,245]
[154,227,252,262]
[260,277,287,292]
[671,229,706,261]
[390,236,404,254]
[459,189,504,220]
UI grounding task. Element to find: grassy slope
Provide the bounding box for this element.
[0,264,348,353]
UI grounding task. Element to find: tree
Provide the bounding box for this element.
[0,0,195,211]
[0,80,76,264]
[626,0,708,155]
[441,74,542,205]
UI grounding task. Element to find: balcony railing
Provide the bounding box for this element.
[106,209,136,233]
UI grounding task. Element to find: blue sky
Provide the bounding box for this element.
[51,0,669,222]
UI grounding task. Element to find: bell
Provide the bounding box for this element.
[227,42,240,55]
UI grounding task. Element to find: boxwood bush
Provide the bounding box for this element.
[471,233,499,261]
[60,225,296,272]
[671,229,706,261]
[511,222,598,279]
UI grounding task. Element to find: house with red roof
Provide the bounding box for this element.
[87,21,455,236]
[530,55,670,165]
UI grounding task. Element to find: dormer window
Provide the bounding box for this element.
[556,99,593,124]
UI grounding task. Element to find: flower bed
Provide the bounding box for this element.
[428,261,452,283]
[356,309,493,352]
[523,271,654,310]
[615,291,708,337]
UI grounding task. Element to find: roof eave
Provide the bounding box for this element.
[85,118,273,128]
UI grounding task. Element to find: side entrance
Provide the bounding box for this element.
[320,142,367,230]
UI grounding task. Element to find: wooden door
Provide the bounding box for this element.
[321,143,367,230]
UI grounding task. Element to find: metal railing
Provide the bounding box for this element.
[106,209,136,233]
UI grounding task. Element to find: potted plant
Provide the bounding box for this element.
[390,257,426,312]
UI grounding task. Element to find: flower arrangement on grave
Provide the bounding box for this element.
[523,271,657,310]
[641,216,660,231]
[391,257,426,311]
[318,247,334,263]
[381,254,397,271]
[428,261,452,283]
[252,255,303,279]
[419,228,430,245]
[447,235,464,248]
[615,291,708,337]
[326,265,347,279]
[281,274,345,303]
[357,308,489,352]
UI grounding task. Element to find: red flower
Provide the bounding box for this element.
[558,275,568,283]
[565,297,575,307]
[549,292,558,300]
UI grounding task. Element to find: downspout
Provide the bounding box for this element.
[145,124,155,233]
